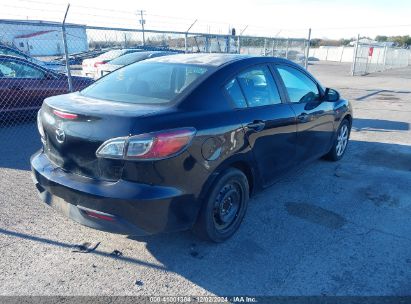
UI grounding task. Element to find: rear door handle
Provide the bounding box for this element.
[247,120,265,132]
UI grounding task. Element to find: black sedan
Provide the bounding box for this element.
[31,54,352,242]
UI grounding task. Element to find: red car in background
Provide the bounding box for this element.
[0,55,94,122]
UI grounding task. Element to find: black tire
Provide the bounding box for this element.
[193,168,249,242]
[325,119,351,161]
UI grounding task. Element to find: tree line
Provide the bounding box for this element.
[311,35,410,48]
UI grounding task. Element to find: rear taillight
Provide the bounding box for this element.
[37,111,45,138]
[53,109,78,120]
[96,128,196,161]
[94,61,105,68]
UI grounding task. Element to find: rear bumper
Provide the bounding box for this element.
[31,151,198,235]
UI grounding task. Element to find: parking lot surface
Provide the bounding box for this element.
[0,62,410,296]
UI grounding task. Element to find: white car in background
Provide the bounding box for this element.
[96,51,175,79]
[81,49,141,79]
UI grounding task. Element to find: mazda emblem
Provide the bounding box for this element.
[55,128,66,143]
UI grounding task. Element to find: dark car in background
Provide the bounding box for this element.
[52,49,109,66]
[31,54,352,242]
[96,51,176,78]
[0,55,93,120]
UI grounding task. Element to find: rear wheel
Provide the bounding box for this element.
[325,119,351,161]
[194,168,249,242]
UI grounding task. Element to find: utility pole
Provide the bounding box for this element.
[62,3,73,92]
[138,10,146,46]
[185,19,197,53]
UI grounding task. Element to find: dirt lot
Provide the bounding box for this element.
[0,62,410,296]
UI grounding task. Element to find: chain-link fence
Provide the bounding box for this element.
[0,19,309,132]
[352,43,411,76]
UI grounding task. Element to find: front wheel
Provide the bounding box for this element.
[193,168,249,242]
[325,119,351,161]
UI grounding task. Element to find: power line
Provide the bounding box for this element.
[2,3,64,13]
[14,0,144,15]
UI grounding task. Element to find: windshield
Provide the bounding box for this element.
[81,62,209,104]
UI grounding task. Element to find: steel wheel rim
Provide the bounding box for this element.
[336,125,348,157]
[213,182,242,232]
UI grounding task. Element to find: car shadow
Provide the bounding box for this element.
[352,118,409,132]
[355,89,411,101]
[0,227,167,271]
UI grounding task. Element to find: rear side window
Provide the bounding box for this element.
[237,66,281,107]
[224,79,247,108]
[81,62,208,104]
[277,65,319,103]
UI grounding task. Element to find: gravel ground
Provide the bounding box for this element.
[0,62,410,296]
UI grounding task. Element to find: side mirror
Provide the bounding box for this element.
[323,88,340,102]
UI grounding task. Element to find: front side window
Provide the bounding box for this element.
[81,62,208,104]
[0,60,45,78]
[277,65,319,103]
[237,66,281,107]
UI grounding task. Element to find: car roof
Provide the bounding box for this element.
[0,54,55,73]
[146,53,254,67]
[0,54,31,61]
[98,49,139,58]
[145,53,299,68]
[118,50,169,58]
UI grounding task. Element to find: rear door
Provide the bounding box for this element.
[224,64,297,187]
[273,64,335,163]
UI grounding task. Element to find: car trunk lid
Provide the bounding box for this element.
[40,92,166,180]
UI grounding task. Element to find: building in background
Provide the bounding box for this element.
[0,19,88,56]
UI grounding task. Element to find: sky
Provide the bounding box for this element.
[0,0,410,39]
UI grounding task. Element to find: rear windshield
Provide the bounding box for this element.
[98,49,133,60]
[81,62,209,104]
[109,52,152,66]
